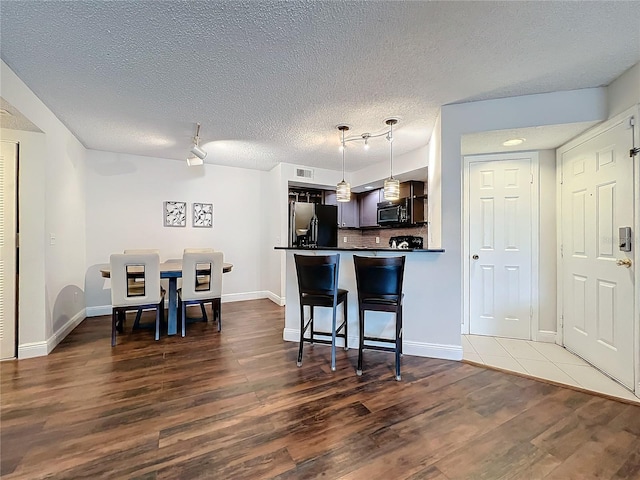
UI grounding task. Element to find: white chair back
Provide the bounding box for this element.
[181,251,223,301]
[184,248,215,253]
[110,253,161,307]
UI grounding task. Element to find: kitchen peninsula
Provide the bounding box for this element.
[274,246,461,367]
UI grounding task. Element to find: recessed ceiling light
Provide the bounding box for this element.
[0,108,12,116]
[502,138,525,146]
[364,186,374,190]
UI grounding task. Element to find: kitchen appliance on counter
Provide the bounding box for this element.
[389,235,423,249]
[289,202,338,247]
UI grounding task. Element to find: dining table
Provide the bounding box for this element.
[101,260,233,335]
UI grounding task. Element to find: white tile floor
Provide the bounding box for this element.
[463,335,639,404]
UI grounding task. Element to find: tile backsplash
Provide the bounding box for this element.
[338,225,428,248]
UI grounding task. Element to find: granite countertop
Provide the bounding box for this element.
[274,246,445,253]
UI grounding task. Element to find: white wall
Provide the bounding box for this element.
[84,151,266,312]
[538,149,558,336]
[607,62,640,118]
[425,88,609,352]
[1,60,87,358]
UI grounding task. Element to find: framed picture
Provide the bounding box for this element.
[193,202,213,228]
[164,201,187,227]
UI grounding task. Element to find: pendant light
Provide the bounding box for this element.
[336,125,351,202]
[383,118,400,200]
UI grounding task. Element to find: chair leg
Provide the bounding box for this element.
[133,308,142,330]
[309,306,314,344]
[200,303,208,322]
[330,304,337,372]
[357,309,364,376]
[342,297,348,351]
[155,305,160,341]
[111,309,118,346]
[181,299,187,337]
[395,306,402,381]
[216,299,221,332]
[297,304,305,367]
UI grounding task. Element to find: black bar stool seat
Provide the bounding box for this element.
[294,254,348,371]
[353,255,406,380]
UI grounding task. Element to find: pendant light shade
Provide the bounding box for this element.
[383,118,400,200]
[337,180,351,202]
[384,177,400,200]
[336,125,351,202]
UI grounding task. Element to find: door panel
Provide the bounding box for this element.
[469,157,533,339]
[0,141,17,360]
[561,118,634,388]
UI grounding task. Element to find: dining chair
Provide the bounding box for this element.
[123,249,162,328]
[353,255,406,380]
[294,254,348,372]
[178,251,224,336]
[110,253,165,346]
[183,248,215,319]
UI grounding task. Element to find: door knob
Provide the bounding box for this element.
[472,254,479,260]
[616,258,632,268]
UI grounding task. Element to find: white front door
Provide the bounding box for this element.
[560,116,635,389]
[468,155,534,339]
[0,141,18,360]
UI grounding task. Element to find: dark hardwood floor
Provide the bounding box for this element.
[1,299,639,479]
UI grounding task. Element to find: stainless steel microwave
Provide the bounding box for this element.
[377,200,409,225]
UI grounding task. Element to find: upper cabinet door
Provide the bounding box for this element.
[359,189,380,227]
[341,198,359,228]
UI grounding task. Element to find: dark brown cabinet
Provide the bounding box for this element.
[324,191,359,228]
[358,189,381,227]
[400,181,425,224]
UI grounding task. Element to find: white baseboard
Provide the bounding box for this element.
[47,308,87,353]
[18,341,49,359]
[403,340,463,361]
[266,291,285,306]
[18,308,87,359]
[85,291,283,318]
[284,328,463,361]
[535,330,557,343]
[222,291,267,303]
[86,305,111,317]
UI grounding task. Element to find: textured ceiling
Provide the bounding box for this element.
[461,121,600,156]
[1,1,639,172]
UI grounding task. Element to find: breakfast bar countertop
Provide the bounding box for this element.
[274,246,445,253]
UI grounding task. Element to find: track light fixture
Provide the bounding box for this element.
[336,118,401,200]
[187,123,207,166]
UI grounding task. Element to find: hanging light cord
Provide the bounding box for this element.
[341,128,346,180]
[389,122,394,178]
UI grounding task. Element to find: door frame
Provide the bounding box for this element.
[556,105,640,395]
[462,151,540,339]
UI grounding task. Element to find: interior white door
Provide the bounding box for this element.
[0,141,18,360]
[469,157,533,339]
[561,118,634,388]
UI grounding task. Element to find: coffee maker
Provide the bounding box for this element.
[296,228,309,246]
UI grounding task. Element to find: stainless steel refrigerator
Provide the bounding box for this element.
[289,202,338,247]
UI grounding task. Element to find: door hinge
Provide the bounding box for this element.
[559,315,563,328]
[530,173,534,184]
[560,244,563,257]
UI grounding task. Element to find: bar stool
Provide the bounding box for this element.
[294,254,348,371]
[353,255,406,380]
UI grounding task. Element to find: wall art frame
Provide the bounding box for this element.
[193,202,213,228]
[163,201,187,227]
